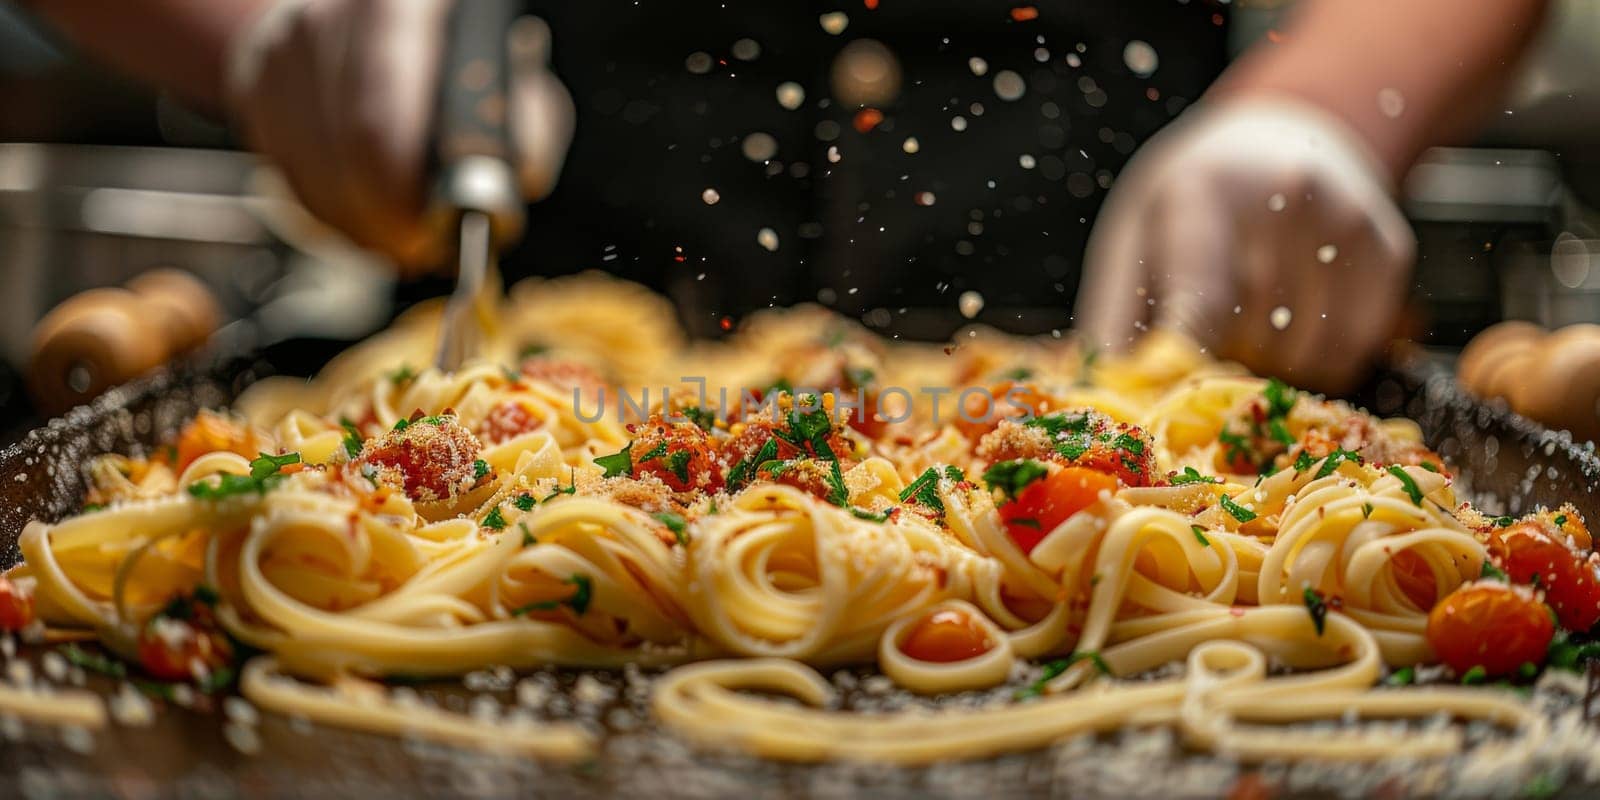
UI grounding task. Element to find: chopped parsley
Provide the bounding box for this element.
[82,503,106,513]
[1010,518,1042,529]
[1493,516,1515,528]
[473,459,491,480]
[1547,632,1600,671]
[339,417,363,458]
[1385,666,1415,686]
[850,507,891,522]
[1191,525,1211,547]
[1025,412,1090,438]
[61,644,127,678]
[845,366,876,387]
[1293,450,1314,473]
[636,441,669,462]
[1314,449,1363,479]
[1218,428,1251,468]
[1386,465,1424,506]
[514,493,536,511]
[1014,651,1110,700]
[482,507,507,531]
[653,511,688,546]
[1555,514,1569,527]
[999,366,1034,381]
[1264,378,1297,419]
[681,406,716,432]
[187,452,301,500]
[594,443,633,478]
[824,458,849,507]
[1460,665,1487,685]
[982,460,1050,503]
[1419,461,1440,473]
[1517,661,1539,681]
[726,438,778,489]
[1267,418,1294,447]
[520,523,536,547]
[1362,502,1374,519]
[386,364,416,384]
[541,469,577,502]
[510,574,593,616]
[1302,586,1327,635]
[1479,560,1508,582]
[1219,494,1257,523]
[665,450,693,484]
[900,467,952,514]
[1169,467,1220,486]
[519,343,548,359]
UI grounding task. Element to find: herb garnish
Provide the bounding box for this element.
[1170,467,1220,486]
[1191,525,1211,547]
[900,467,951,514]
[1313,449,1363,479]
[510,574,593,616]
[653,511,688,546]
[1385,666,1415,686]
[850,507,891,522]
[1479,560,1508,582]
[1386,465,1424,506]
[982,460,1050,503]
[339,417,363,458]
[482,507,507,531]
[473,459,491,480]
[187,452,301,500]
[1219,494,1257,523]
[1302,586,1327,635]
[594,443,633,478]
[514,493,536,511]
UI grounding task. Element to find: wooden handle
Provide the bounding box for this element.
[27,269,221,415]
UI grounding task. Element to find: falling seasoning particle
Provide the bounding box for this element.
[1378,88,1405,119]
[1066,53,1081,68]
[819,12,849,35]
[853,108,884,133]
[1316,244,1338,264]
[719,316,734,331]
[958,290,985,319]
[776,81,806,110]
[1010,6,1039,21]
[951,116,968,132]
[731,38,761,61]
[827,145,842,163]
[1034,47,1050,63]
[702,188,721,205]
[1267,193,1287,212]
[1019,154,1036,169]
[685,51,714,75]
[915,191,937,206]
[758,228,780,252]
[1123,40,1159,77]
[1270,306,1293,331]
[741,132,778,162]
[993,70,1026,101]
[969,57,989,76]
[902,136,920,154]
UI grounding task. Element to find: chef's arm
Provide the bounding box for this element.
[1213,0,1549,184]
[16,0,270,113]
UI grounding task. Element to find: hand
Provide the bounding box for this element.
[225,0,575,273]
[1075,97,1415,393]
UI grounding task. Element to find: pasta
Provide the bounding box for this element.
[2,273,1596,777]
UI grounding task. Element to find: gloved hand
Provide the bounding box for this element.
[225,0,575,273]
[1075,96,1415,393]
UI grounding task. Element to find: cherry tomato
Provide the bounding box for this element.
[626,416,723,493]
[173,412,263,472]
[137,617,231,681]
[999,466,1118,554]
[479,401,540,444]
[1426,583,1553,676]
[1491,521,1600,632]
[355,414,485,503]
[899,609,992,663]
[0,577,34,632]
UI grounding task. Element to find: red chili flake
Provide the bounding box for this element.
[719,316,734,332]
[864,0,879,8]
[1145,87,1160,101]
[1212,13,1224,25]
[852,108,884,133]
[1010,6,1039,21]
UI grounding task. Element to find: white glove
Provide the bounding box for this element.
[1076,96,1415,392]
[225,0,575,273]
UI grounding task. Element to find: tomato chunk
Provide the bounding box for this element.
[1491,520,1600,632]
[355,413,485,503]
[625,415,724,493]
[0,577,34,632]
[173,412,263,472]
[999,466,1117,554]
[479,400,541,444]
[899,609,993,663]
[1426,583,1553,676]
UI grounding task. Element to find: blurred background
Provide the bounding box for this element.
[2,0,1600,437]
